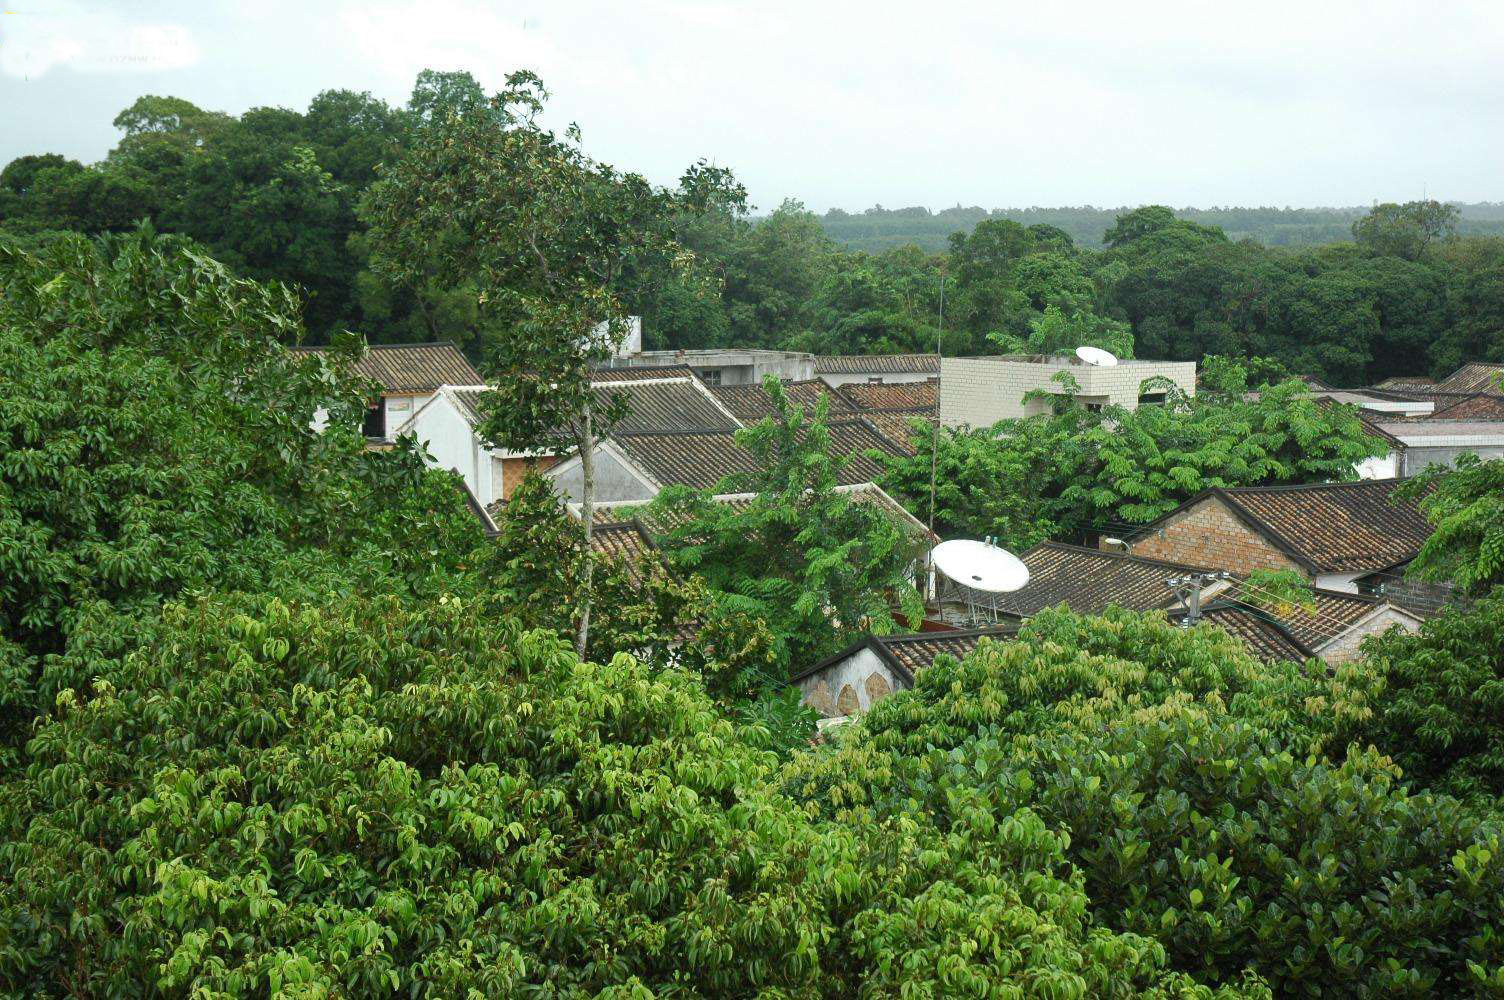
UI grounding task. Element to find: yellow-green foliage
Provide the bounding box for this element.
[785,607,1504,997]
[0,593,1241,997]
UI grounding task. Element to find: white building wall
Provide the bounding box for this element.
[939,357,1198,428]
[398,393,495,506]
[546,445,658,505]
[384,393,429,435]
[1314,572,1364,594]
[1355,450,1401,480]
[1402,443,1504,476]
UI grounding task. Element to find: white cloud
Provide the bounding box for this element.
[3,0,1503,208]
[0,5,200,77]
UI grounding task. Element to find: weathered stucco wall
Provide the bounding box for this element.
[797,647,902,719]
[547,446,656,505]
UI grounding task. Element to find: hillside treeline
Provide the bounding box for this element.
[820,202,1504,251]
[3,72,1502,385]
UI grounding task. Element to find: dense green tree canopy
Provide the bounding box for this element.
[648,379,926,673]
[1339,592,1504,803]
[784,606,1504,997]
[0,228,488,763]
[880,367,1387,549]
[1400,455,1504,596]
[5,183,1504,996]
[8,74,1504,380]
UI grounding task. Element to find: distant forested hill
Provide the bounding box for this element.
[820,203,1504,251]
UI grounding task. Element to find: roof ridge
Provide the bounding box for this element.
[1032,540,1223,573]
[614,427,745,438]
[1220,477,1401,495]
[1197,600,1320,659]
[876,626,1018,644]
[816,352,938,359]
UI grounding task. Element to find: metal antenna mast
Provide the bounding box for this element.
[929,274,944,534]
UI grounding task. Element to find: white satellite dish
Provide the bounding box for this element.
[1075,345,1119,367]
[930,539,1030,594]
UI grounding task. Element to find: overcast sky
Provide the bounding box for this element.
[3,0,1502,213]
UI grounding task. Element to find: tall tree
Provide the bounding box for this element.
[364,71,714,654]
[1352,200,1459,261]
[648,379,926,671]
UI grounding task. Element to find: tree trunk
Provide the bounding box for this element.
[574,402,595,657]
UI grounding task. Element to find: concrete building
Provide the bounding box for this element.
[939,355,1198,428]
[601,347,814,386]
[1371,420,1504,476]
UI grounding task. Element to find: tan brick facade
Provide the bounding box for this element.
[495,454,560,500]
[1128,497,1304,577]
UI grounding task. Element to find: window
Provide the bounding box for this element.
[362,400,385,438]
[1138,391,1168,407]
[696,368,722,386]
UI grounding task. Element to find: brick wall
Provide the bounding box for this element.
[1129,497,1304,576]
[1317,607,1419,663]
[496,454,560,499]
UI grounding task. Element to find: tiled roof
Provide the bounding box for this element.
[1428,393,1504,421]
[589,364,698,381]
[1371,376,1436,390]
[1311,397,1405,447]
[879,629,1013,679]
[611,418,900,491]
[1198,605,1315,663]
[707,380,856,422]
[589,521,658,587]
[447,387,490,426]
[1435,363,1504,394]
[791,626,1018,687]
[836,380,939,410]
[584,482,936,544]
[977,542,1220,618]
[1378,389,1484,411]
[1374,420,1504,443]
[294,342,482,393]
[855,409,930,455]
[815,353,940,375]
[1223,583,1393,650]
[1209,479,1432,574]
[612,431,760,489]
[937,542,1398,660]
[593,378,741,433]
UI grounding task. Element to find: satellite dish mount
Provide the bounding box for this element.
[929,538,1030,626]
[1075,345,1119,367]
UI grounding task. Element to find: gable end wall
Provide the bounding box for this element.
[1128,498,1304,577]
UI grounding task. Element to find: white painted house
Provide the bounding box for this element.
[295,341,484,440]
